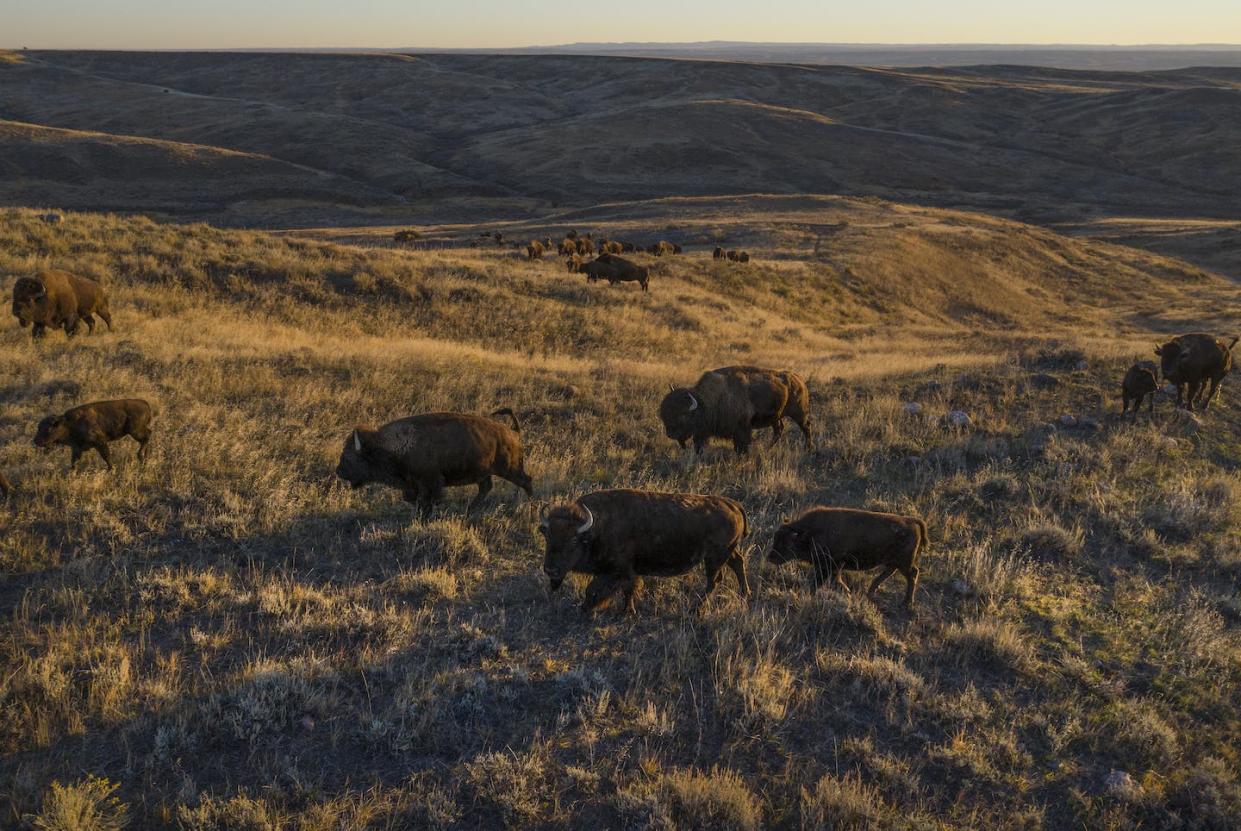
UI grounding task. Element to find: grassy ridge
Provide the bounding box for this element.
[1,206,1240,829]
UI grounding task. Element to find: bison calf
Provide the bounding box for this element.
[769,507,926,607]
[1122,361,1158,415]
[539,488,749,615]
[34,399,153,471]
[336,409,533,519]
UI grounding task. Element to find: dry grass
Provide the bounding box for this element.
[1,206,1240,829]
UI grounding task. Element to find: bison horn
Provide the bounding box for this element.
[686,392,699,411]
[576,505,594,535]
[353,430,362,452]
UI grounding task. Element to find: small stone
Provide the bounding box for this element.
[1058,414,1078,428]
[942,410,972,429]
[902,401,923,415]
[1104,769,1140,797]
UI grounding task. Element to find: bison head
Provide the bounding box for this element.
[11,277,49,326]
[335,428,382,488]
[658,386,701,447]
[33,415,69,449]
[768,523,812,566]
[538,503,595,591]
[1155,340,1186,382]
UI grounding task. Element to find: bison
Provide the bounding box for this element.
[713,247,725,260]
[768,507,927,607]
[335,409,533,519]
[737,251,751,263]
[39,212,63,225]
[566,254,584,274]
[648,241,675,256]
[1122,361,1159,415]
[393,229,419,244]
[558,239,577,257]
[575,238,596,256]
[526,241,545,260]
[659,366,812,455]
[620,241,637,253]
[11,269,113,339]
[600,240,623,255]
[584,254,649,291]
[0,469,11,498]
[725,250,740,262]
[538,488,750,614]
[34,399,153,471]
[1155,333,1239,411]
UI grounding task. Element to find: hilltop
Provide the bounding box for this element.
[2,203,1240,828]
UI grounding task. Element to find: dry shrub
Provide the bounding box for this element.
[800,772,895,831]
[464,743,557,825]
[175,792,273,831]
[1110,697,1180,767]
[942,617,1033,673]
[783,589,888,651]
[951,539,1029,608]
[1162,756,1241,829]
[1019,524,1083,560]
[619,766,762,831]
[402,520,490,567]
[385,567,459,603]
[29,775,128,831]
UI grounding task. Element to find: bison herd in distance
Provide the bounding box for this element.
[4,225,1240,617]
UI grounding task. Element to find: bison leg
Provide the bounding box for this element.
[31,323,47,339]
[98,307,113,331]
[1202,377,1221,411]
[731,427,753,456]
[92,442,113,472]
[81,313,96,334]
[833,567,851,595]
[867,566,897,599]
[1185,380,1203,410]
[702,560,724,602]
[133,429,151,462]
[467,476,493,512]
[727,550,751,598]
[901,565,920,608]
[769,419,784,447]
[69,446,83,470]
[622,577,640,615]
[63,315,80,337]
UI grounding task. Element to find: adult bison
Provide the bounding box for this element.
[1155,333,1239,411]
[393,229,419,244]
[713,247,725,260]
[648,241,675,256]
[11,269,113,339]
[768,507,927,607]
[526,241,545,260]
[558,239,577,257]
[585,254,649,291]
[34,399,152,471]
[538,488,750,615]
[575,237,595,256]
[335,409,533,518]
[659,366,812,455]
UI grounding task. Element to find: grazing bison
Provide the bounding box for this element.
[11,269,113,339]
[1122,361,1159,415]
[335,409,533,519]
[620,241,637,253]
[713,247,725,260]
[671,243,683,254]
[600,240,623,255]
[768,507,927,607]
[393,229,419,244]
[575,238,596,256]
[659,366,812,455]
[566,254,584,274]
[538,488,750,614]
[737,251,751,263]
[1155,333,1239,411]
[648,241,675,256]
[725,250,741,262]
[585,254,649,291]
[493,232,504,244]
[526,241,545,260]
[558,239,577,257]
[34,399,153,471]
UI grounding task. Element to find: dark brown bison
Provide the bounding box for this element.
[0,470,11,498]
[1155,333,1239,410]
[565,230,579,241]
[538,488,750,614]
[493,231,504,244]
[600,240,623,255]
[586,254,649,291]
[647,241,675,256]
[12,269,113,339]
[566,254,584,273]
[579,258,612,283]
[671,243,683,254]
[737,251,751,263]
[34,399,152,471]
[575,238,596,256]
[725,250,741,262]
[336,409,533,519]
[659,366,812,455]
[769,507,927,607]
[620,241,637,253]
[713,247,725,260]
[526,241,545,260]
[558,239,577,257]
[1122,361,1159,415]
[39,212,64,225]
[393,229,419,244]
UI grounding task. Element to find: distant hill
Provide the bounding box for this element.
[1,50,1239,232]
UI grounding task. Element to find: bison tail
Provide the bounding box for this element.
[914,518,929,561]
[1229,336,1240,351]
[490,407,521,432]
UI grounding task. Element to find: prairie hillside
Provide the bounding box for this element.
[2,204,1241,829]
[2,50,1240,233]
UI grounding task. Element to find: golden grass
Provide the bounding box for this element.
[1,206,1240,828]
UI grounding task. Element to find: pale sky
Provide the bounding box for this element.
[4,0,1239,50]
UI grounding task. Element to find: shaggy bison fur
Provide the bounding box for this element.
[12,269,113,339]
[1155,333,1239,411]
[34,399,152,471]
[659,366,812,455]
